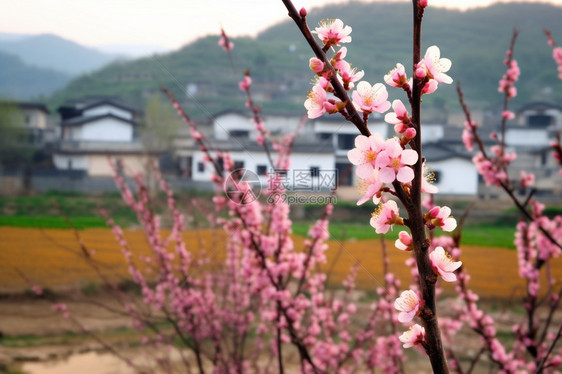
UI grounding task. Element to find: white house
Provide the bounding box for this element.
[423,143,477,195]
[173,109,481,197]
[52,99,156,177]
[0,101,50,146]
[504,102,562,195]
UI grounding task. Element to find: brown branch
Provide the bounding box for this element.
[535,321,562,373]
[405,1,449,373]
[280,0,369,136]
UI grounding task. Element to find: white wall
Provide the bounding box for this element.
[429,158,477,195]
[421,124,444,143]
[53,154,87,170]
[83,105,133,120]
[314,120,388,138]
[213,113,253,140]
[23,108,47,129]
[191,150,336,190]
[79,118,133,142]
[68,126,82,140]
[505,129,549,147]
[264,114,304,135]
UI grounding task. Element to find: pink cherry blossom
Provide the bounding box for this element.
[370,200,403,234]
[552,46,562,79]
[375,138,418,184]
[352,81,391,114]
[356,170,383,205]
[347,133,385,178]
[384,100,411,134]
[520,171,535,188]
[425,205,457,232]
[218,28,234,52]
[399,324,425,348]
[314,19,352,47]
[330,47,347,69]
[498,59,520,98]
[418,45,453,84]
[238,75,252,91]
[462,128,474,151]
[395,231,413,251]
[394,290,421,323]
[502,110,515,120]
[422,79,438,95]
[337,60,364,90]
[429,246,462,282]
[384,63,408,88]
[304,81,328,119]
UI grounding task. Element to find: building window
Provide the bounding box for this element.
[229,130,249,138]
[256,165,267,175]
[217,158,224,173]
[336,163,353,186]
[337,134,355,150]
[317,132,332,141]
[310,166,320,178]
[527,114,553,127]
[197,162,205,172]
[233,160,245,170]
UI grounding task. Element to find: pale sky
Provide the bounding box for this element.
[1,0,561,53]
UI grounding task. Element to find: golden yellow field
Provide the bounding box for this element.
[1,227,560,298]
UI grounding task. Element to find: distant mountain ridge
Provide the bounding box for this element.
[40,2,562,116]
[0,33,122,75]
[0,51,70,100]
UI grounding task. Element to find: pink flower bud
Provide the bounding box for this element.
[404,127,416,140]
[309,57,324,73]
[502,110,515,120]
[419,0,428,8]
[415,67,426,79]
[299,7,307,17]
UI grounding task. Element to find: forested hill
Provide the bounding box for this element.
[47,1,562,117]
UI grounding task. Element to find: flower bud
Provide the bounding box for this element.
[299,7,307,17]
[415,67,426,79]
[309,58,324,73]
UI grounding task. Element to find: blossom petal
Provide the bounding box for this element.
[347,149,364,165]
[397,167,414,183]
[439,270,457,282]
[356,163,374,179]
[401,149,418,165]
[379,167,396,183]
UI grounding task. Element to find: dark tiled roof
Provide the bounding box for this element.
[516,101,562,114]
[186,138,335,154]
[423,142,472,162]
[80,99,137,114]
[0,100,49,113]
[61,113,137,127]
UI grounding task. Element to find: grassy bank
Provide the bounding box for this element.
[292,222,516,249]
[0,192,531,249]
